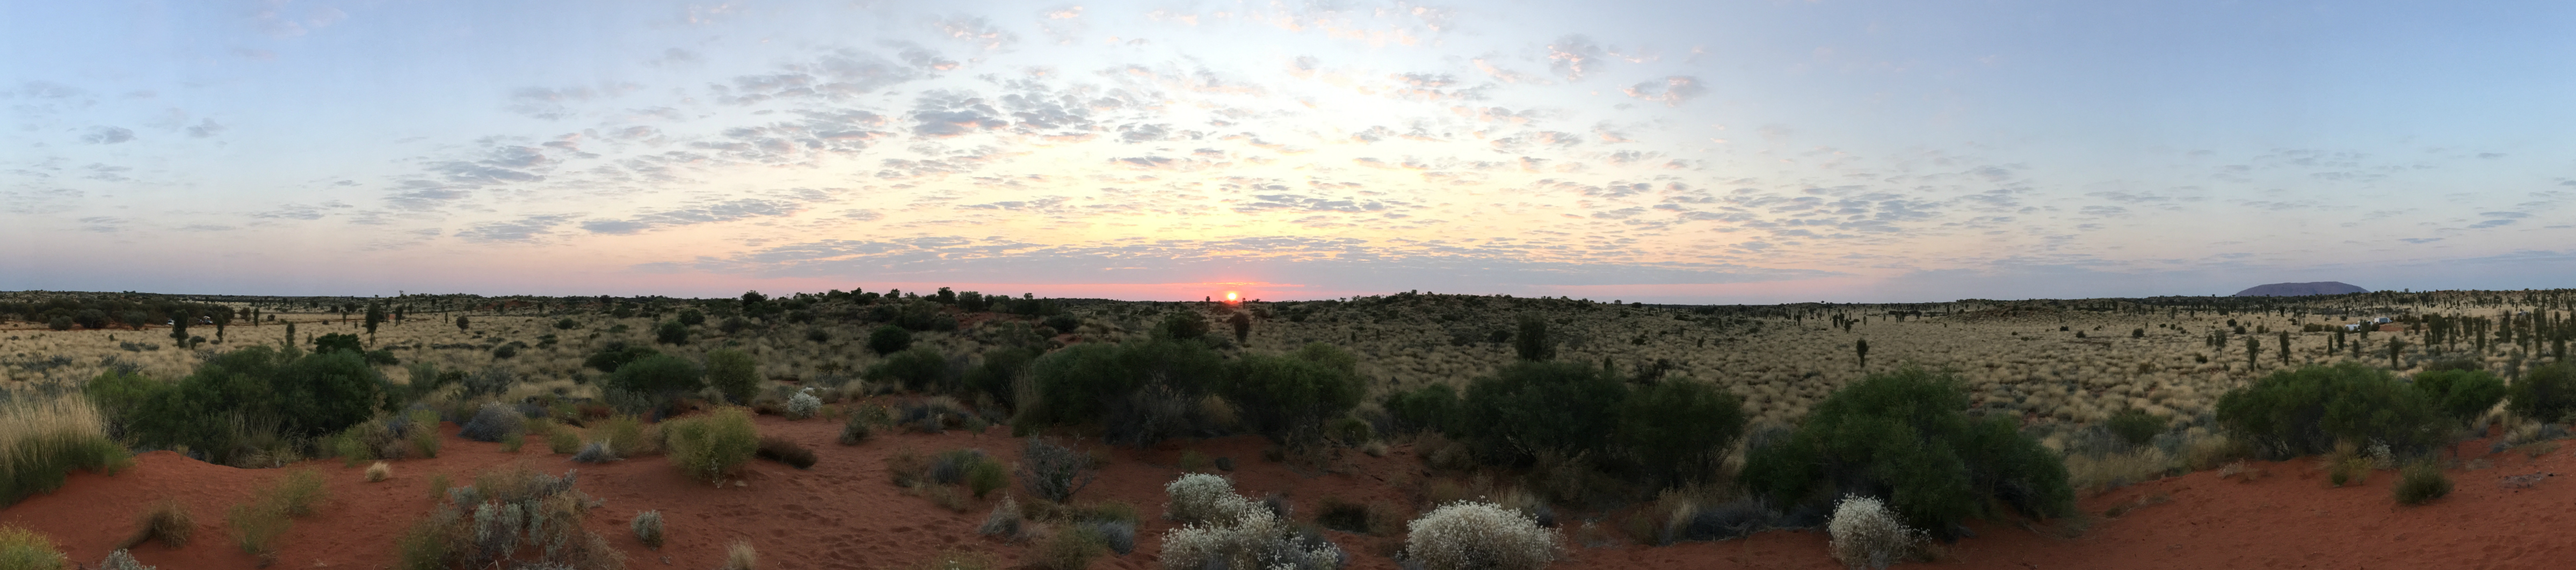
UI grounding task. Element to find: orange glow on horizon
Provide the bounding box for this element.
[1224,291,1240,303]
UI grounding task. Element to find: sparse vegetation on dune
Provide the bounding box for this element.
[4,287,2574,567]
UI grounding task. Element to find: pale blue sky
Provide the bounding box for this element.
[4,0,2570,302]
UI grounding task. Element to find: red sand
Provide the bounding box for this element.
[11,417,2576,569]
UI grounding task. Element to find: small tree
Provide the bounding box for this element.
[363,303,385,342]
[168,313,190,346]
[656,320,689,345]
[455,315,471,332]
[1855,338,1869,371]
[867,325,913,355]
[1228,312,1252,345]
[1513,314,1553,361]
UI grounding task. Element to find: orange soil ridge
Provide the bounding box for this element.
[9,415,2575,569]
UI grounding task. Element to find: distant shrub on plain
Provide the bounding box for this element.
[583,342,661,374]
[2216,362,2447,459]
[606,353,705,403]
[706,348,759,404]
[1740,368,2072,540]
[1024,339,1225,447]
[2105,407,2167,447]
[632,510,665,549]
[457,402,525,443]
[785,392,822,420]
[865,348,952,393]
[1018,437,1096,503]
[665,408,759,483]
[868,325,913,355]
[1403,501,1557,570]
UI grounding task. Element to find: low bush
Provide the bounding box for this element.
[838,412,873,445]
[2393,461,2452,505]
[632,510,665,549]
[1826,495,1921,570]
[547,428,583,455]
[99,549,150,570]
[367,462,393,483]
[1381,384,1459,434]
[606,354,706,403]
[93,347,381,467]
[2505,362,2576,423]
[0,524,64,570]
[2216,362,2448,459]
[1019,437,1097,503]
[2104,407,2167,447]
[2413,369,2507,426]
[1616,379,1748,486]
[1033,525,1106,570]
[2,391,130,507]
[754,436,816,470]
[1402,501,1556,570]
[706,349,759,404]
[457,402,525,443]
[584,342,661,374]
[1159,500,1342,570]
[978,495,1025,540]
[1458,361,1627,465]
[592,415,652,458]
[1312,496,1395,535]
[785,392,822,420]
[391,467,622,570]
[1222,345,1366,444]
[571,442,620,464]
[665,408,759,483]
[868,325,914,355]
[964,347,1040,410]
[866,348,953,393]
[1024,339,1225,448]
[1739,368,2072,540]
[965,455,1009,499]
[1163,473,1254,525]
[406,410,442,458]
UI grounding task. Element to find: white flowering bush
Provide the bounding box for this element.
[786,391,823,420]
[1403,501,1559,570]
[1827,495,1922,570]
[1157,474,1344,570]
[1163,473,1255,525]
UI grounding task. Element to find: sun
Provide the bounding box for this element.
[1224,291,1239,303]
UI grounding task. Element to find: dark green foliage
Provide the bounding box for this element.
[720,316,748,334]
[865,348,952,392]
[1227,313,1252,344]
[964,347,1041,410]
[677,309,706,326]
[2392,461,2451,505]
[47,316,72,330]
[868,325,913,355]
[312,333,363,355]
[2412,369,2506,425]
[2215,362,2447,459]
[1221,344,1365,443]
[1042,314,1080,333]
[655,320,688,345]
[111,347,385,464]
[1616,379,1748,485]
[1459,360,1627,463]
[453,315,469,331]
[1514,314,1554,361]
[1024,338,1224,447]
[1382,384,1460,434]
[1739,368,2072,540]
[2506,362,2576,423]
[582,342,660,374]
[74,309,109,330]
[605,354,705,399]
[1017,437,1095,502]
[705,348,758,404]
[2104,408,2166,447]
[1155,311,1209,341]
[554,318,578,330]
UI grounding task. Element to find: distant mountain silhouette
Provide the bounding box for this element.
[2233,281,2369,297]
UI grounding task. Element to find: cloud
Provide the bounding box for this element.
[1545,35,1607,81]
[384,184,474,211]
[83,126,135,144]
[580,197,812,235]
[1620,76,1704,106]
[455,214,578,243]
[186,119,226,137]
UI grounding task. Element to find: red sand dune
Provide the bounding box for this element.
[9,415,2576,569]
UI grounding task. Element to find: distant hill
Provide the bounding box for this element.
[2233,281,2369,297]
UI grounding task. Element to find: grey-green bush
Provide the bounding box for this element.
[1739,367,2072,540]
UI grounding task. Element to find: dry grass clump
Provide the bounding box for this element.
[1031,525,1107,570]
[631,510,665,549]
[393,467,622,570]
[121,499,195,550]
[366,461,393,483]
[721,540,757,570]
[2392,461,2451,505]
[1,390,130,507]
[664,407,759,484]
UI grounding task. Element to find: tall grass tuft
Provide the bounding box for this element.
[2,391,131,507]
[665,407,760,483]
[121,499,195,549]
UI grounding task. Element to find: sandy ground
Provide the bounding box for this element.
[11,412,2576,570]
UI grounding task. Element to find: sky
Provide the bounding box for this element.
[3,0,2572,303]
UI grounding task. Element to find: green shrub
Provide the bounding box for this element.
[1032,525,1105,570]
[665,408,759,483]
[2392,461,2451,505]
[705,348,759,404]
[1459,360,1627,464]
[868,325,914,355]
[1018,437,1095,502]
[547,428,582,455]
[1153,311,1209,341]
[964,455,1008,499]
[2413,369,2506,425]
[1222,345,1365,443]
[1740,368,2072,540]
[607,354,705,400]
[838,412,873,445]
[1616,379,1747,486]
[583,342,661,374]
[405,410,442,458]
[678,309,706,326]
[114,347,383,465]
[0,524,64,570]
[1383,384,1460,435]
[2215,362,2448,458]
[2507,362,2576,423]
[865,348,951,393]
[964,347,1040,410]
[655,320,690,345]
[1026,339,1225,447]
[3,392,130,507]
[2104,407,2167,447]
